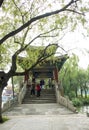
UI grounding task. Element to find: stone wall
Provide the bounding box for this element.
[18,83,27,104]
[2,83,27,112]
[55,82,77,113]
[2,97,18,112]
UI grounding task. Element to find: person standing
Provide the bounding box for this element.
[30,77,36,96]
[40,79,45,89]
[36,83,41,97]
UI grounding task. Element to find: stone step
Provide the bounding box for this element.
[23,98,56,103]
[24,97,56,100]
[3,103,74,116]
[24,94,56,97]
[22,88,56,104]
[26,89,55,94]
[23,97,56,101]
[25,93,55,96]
[22,100,56,104]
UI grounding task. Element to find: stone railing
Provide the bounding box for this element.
[2,82,27,112]
[55,82,77,113]
[18,83,27,104]
[2,96,18,112]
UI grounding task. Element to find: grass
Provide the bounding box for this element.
[1,116,9,123]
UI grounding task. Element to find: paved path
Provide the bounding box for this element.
[2,103,74,116]
[1,103,89,130]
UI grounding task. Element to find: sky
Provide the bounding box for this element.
[59,30,89,69]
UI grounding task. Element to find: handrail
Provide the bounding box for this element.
[2,82,27,112]
[18,83,27,104]
[2,96,18,112]
[55,82,77,113]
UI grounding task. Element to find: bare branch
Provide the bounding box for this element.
[40,35,58,38]
[22,27,30,45]
[58,45,68,54]
[12,0,25,24]
[14,37,22,45]
[18,28,58,53]
[66,9,85,15]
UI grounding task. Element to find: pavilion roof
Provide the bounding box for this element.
[18,45,68,78]
[31,54,68,78]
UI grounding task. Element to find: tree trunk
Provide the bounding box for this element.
[0,69,15,123]
[84,89,87,98]
[80,87,83,97]
[0,88,3,123]
[75,87,78,97]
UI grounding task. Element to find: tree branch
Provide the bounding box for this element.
[8,28,58,76]
[0,0,79,45]
[14,37,22,45]
[17,28,58,53]
[0,0,4,7]
[12,0,25,24]
[66,9,85,15]
[14,44,58,76]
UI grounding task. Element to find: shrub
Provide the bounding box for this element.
[81,97,89,105]
[68,91,76,100]
[72,98,83,107]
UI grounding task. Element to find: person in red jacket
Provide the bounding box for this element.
[36,83,41,97]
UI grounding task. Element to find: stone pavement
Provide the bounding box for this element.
[1,103,89,130]
[2,103,74,116]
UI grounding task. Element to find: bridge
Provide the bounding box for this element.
[2,54,76,113]
[2,52,88,130]
[1,37,89,130]
[2,78,76,113]
[2,82,89,130]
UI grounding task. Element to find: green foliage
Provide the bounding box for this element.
[18,44,58,70]
[0,0,88,71]
[72,98,83,107]
[1,116,9,123]
[80,97,89,105]
[0,45,10,68]
[0,0,89,124]
[13,76,23,85]
[72,97,89,107]
[59,53,89,100]
[68,91,76,100]
[59,54,79,95]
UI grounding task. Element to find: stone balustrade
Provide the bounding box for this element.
[2,82,27,112]
[2,82,77,113]
[2,96,18,112]
[18,83,27,104]
[55,82,77,113]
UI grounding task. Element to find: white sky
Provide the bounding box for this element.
[59,30,89,69]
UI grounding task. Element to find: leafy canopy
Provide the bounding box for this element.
[0,0,88,71]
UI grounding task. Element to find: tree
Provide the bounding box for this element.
[0,0,4,7]
[0,0,88,122]
[59,54,80,98]
[59,53,89,100]
[78,68,89,98]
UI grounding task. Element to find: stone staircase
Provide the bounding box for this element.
[22,88,56,104]
[3,88,75,117]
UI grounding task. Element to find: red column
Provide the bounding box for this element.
[24,70,29,83]
[54,67,58,83]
